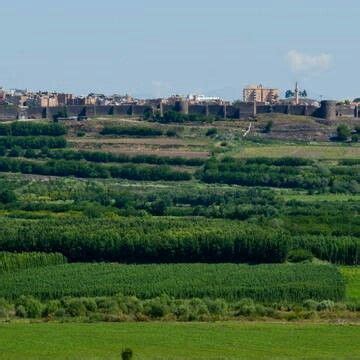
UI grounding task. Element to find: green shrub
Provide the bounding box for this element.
[43,300,62,317]
[0,252,67,273]
[121,348,133,360]
[234,298,256,316]
[336,125,351,141]
[317,300,335,311]
[144,300,169,318]
[263,120,273,133]
[287,249,314,263]
[15,295,43,318]
[64,298,87,317]
[0,298,12,318]
[206,128,218,137]
[303,299,319,311]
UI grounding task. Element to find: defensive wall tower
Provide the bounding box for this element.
[319,100,337,121]
[174,99,189,115]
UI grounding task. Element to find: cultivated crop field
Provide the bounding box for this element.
[0,263,345,302]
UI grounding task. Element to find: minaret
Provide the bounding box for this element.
[253,92,257,116]
[295,82,299,105]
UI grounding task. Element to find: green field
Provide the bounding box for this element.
[341,266,360,300]
[230,144,360,159]
[0,322,358,359]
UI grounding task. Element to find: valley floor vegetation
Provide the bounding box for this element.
[0,118,359,358]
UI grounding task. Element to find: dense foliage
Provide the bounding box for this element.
[0,157,191,181]
[0,122,66,136]
[0,252,66,273]
[0,136,67,149]
[200,157,360,193]
[31,149,205,167]
[0,294,353,321]
[100,125,163,137]
[152,111,218,123]
[0,263,345,302]
[0,217,288,263]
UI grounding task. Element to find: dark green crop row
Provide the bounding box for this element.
[0,157,191,181]
[0,252,66,273]
[200,157,360,193]
[30,149,205,167]
[0,263,345,302]
[0,136,67,149]
[100,125,163,137]
[0,122,66,136]
[0,216,358,264]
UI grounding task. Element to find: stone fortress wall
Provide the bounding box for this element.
[0,100,358,122]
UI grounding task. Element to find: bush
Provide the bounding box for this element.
[8,146,22,157]
[0,189,16,204]
[263,120,273,133]
[234,298,256,316]
[15,305,27,318]
[144,299,169,318]
[206,128,218,137]
[336,125,351,141]
[317,300,335,311]
[43,300,62,317]
[166,129,177,137]
[121,348,133,360]
[303,299,319,310]
[64,298,87,317]
[0,298,12,318]
[287,249,314,263]
[15,295,43,318]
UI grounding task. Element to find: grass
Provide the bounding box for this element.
[281,192,360,202]
[0,322,359,359]
[340,266,360,300]
[229,144,360,159]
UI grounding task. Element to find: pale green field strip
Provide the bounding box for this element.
[281,192,360,202]
[0,322,358,359]
[231,144,360,159]
[341,266,360,300]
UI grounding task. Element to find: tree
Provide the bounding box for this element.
[0,189,16,204]
[53,107,68,122]
[263,120,273,133]
[336,124,351,141]
[121,348,133,360]
[285,90,294,98]
[353,98,360,103]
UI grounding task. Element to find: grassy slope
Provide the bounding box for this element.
[0,322,359,360]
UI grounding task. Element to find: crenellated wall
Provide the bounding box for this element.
[0,101,358,121]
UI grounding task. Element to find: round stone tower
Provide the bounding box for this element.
[175,99,189,115]
[319,100,337,120]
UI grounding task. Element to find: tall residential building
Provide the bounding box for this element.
[243,84,279,103]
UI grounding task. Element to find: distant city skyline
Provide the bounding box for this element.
[0,1,359,100]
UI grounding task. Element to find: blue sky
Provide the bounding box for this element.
[0,0,359,100]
